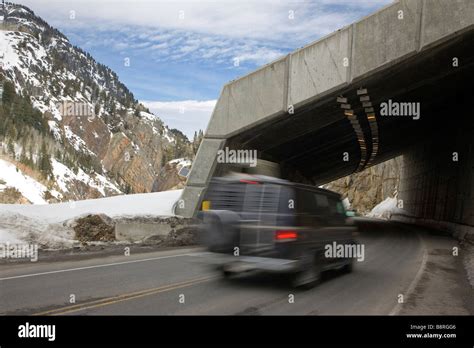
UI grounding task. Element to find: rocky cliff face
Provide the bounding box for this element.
[324,156,402,214]
[0,3,195,202]
[152,158,191,192]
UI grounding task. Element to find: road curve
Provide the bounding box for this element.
[0,219,431,315]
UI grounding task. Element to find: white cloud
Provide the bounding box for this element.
[150,42,168,50]
[18,0,391,43]
[17,0,392,67]
[142,99,217,138]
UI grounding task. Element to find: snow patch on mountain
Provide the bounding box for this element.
[51,159,121,196]
[0,30,48,92]
[169,158,192,167]
[0,3,194,202]
[63,126,94,155]
[0,159,60,204]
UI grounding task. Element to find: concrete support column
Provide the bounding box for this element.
[396,121,474,237]
[175,138,226,217]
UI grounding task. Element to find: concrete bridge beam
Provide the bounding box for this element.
[176,0,474,218]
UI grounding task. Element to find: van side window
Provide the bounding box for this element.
[278,186,296,214]
[328,197,346,217]
[315,194,329,209]
[297,189,318,214]
[297,190,335,215]
[336,201,345,215]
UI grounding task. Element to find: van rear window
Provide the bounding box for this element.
[296,189,339,215]
[205,181,281,213]
[315,194,329,208]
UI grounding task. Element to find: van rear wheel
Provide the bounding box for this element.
[290,254,322,289]
[222,270,234,278]
[217,265,235,279]
[342,259,354,273]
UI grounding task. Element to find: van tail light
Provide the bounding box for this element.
[275,230,298,242]
[239,179,259,185]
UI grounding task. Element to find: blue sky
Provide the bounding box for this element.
[18,0,391,138]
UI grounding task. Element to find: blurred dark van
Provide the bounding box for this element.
[199,174,358,288]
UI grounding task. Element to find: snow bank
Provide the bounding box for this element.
[0,189,182,223]
[366,197,403,219]
[0,190,183,247]
[0,212,76,248]
[0,228,23,244]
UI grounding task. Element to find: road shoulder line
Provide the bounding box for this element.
[389,231,428,315]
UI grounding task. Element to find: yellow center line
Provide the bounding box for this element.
[33,275,216,316]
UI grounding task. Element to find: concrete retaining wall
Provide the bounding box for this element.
[114,216,196,242]
[392,214,474,242]
[116,222,172,241]
[397,116,474,236]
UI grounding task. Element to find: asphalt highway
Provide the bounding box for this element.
[0,219,469,315]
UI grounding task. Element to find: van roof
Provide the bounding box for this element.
[210,174,341,198]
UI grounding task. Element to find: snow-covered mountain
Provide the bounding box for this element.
[0,2,200,203]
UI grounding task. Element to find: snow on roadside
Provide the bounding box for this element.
[0,159,49,204]
[0,190,183,248]
[0,189,182,223]
[366,196,404,219]
[0,228,23,244]
[342,197,351,210]
[0,212,76,248]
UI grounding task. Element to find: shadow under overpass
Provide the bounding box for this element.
[225,29,474,186]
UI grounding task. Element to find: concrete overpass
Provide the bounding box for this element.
[176,0,474,237]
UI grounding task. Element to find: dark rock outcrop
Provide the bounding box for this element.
[73,214,116,243]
